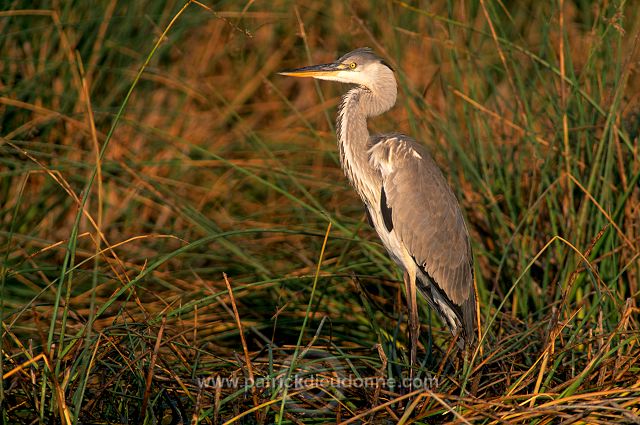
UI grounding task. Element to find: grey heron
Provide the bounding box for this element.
[280,48,477,366]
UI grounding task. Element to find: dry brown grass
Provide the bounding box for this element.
[1,0,639,423]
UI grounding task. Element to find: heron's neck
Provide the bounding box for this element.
[336,86,396,203]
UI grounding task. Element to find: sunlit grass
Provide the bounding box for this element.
[1,0,639,423]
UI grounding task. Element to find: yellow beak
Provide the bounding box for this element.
[278,62,346,78]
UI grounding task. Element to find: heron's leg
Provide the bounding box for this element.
[403,270,419,385]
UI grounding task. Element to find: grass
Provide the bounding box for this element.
[1,0,639,423]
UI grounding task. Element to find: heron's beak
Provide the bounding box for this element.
[278,62,346,78]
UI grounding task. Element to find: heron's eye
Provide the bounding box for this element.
[349,62,357,69]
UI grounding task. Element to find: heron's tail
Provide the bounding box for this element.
[460,291,478,350]
[416,272,477,350]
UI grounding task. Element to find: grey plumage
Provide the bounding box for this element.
[369,135,476,340]
[280,48,477,361]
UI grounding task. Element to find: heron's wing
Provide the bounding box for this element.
[369,134,473,306]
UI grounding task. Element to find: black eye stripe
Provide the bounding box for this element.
[380,59,394,72]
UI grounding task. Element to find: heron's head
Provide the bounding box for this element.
[279,47,396,95]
